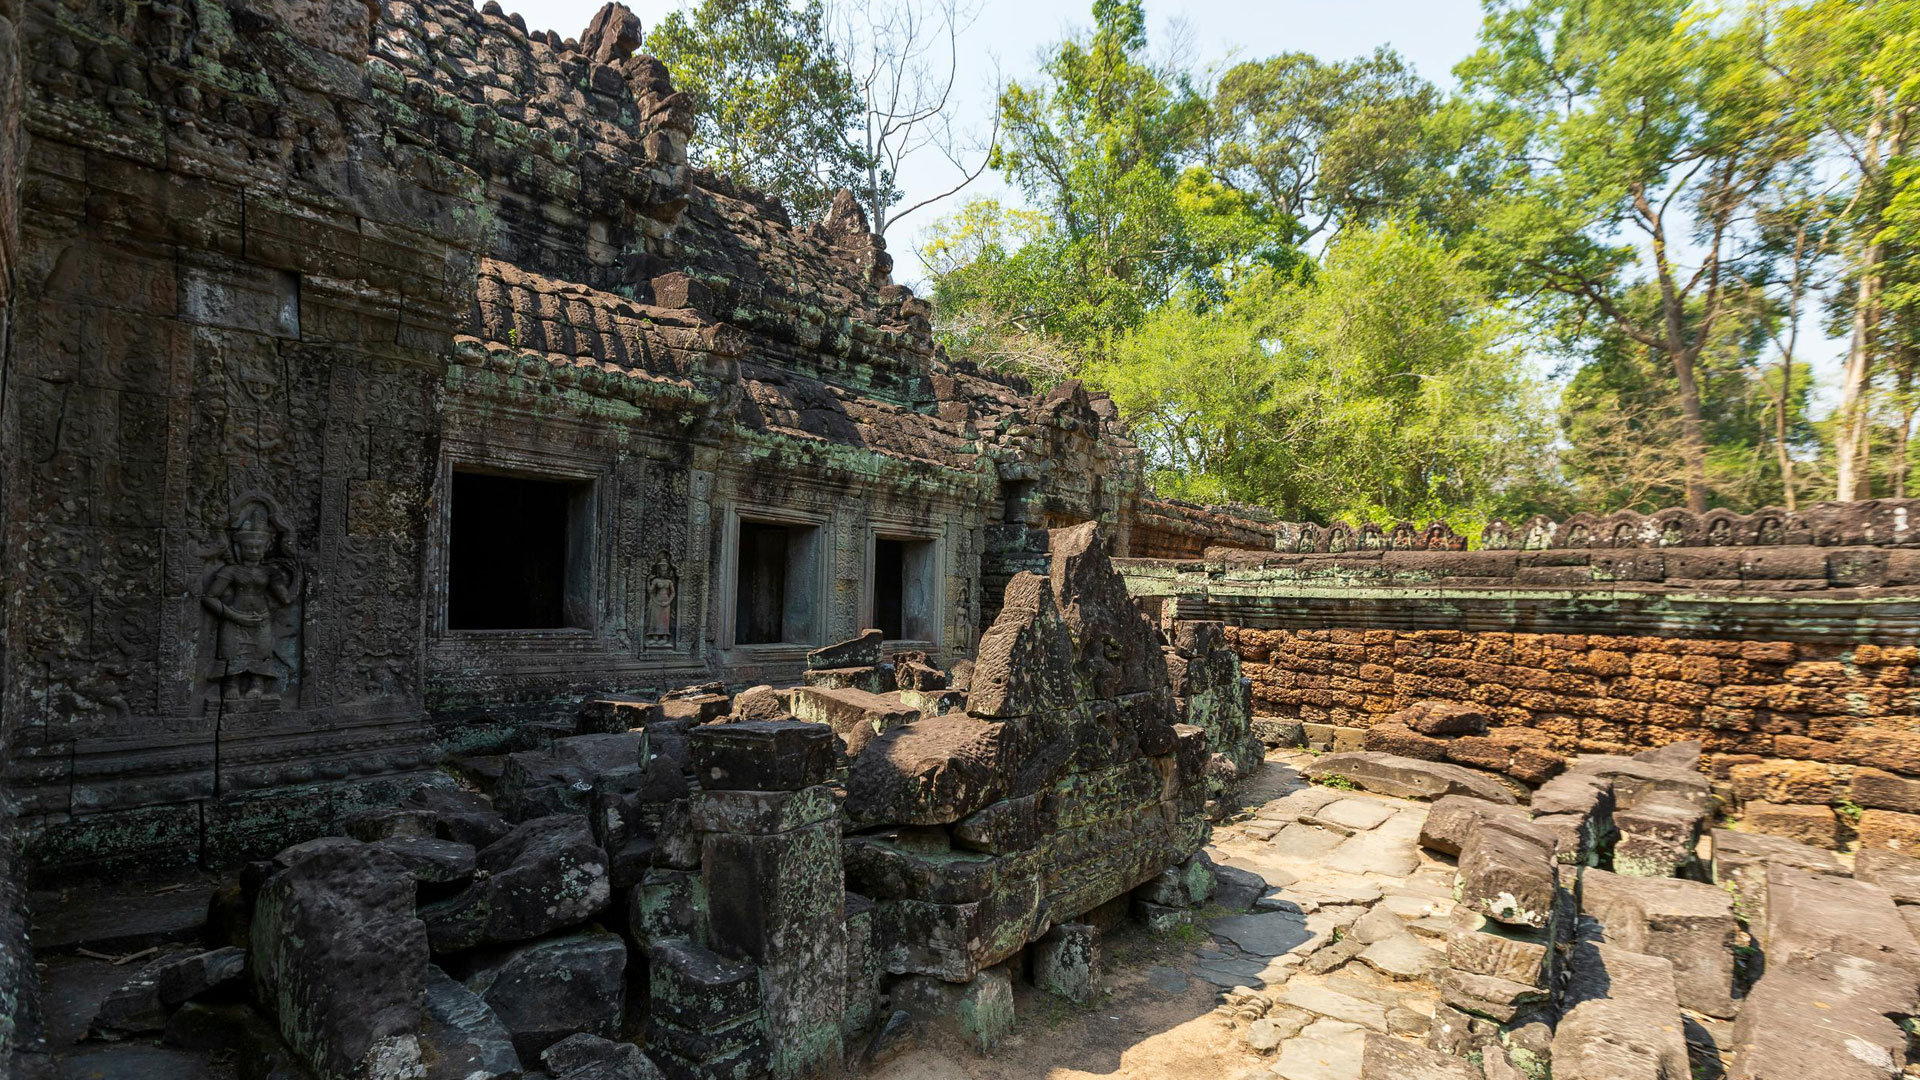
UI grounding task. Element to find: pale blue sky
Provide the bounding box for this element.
[509,0,1488,284]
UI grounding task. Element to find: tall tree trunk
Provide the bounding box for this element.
[1838,256,1885,500]
[1837,91,1890,501]
[1671,346,1711,513]
[1774,352,1796,511]
[1896,353,1917,498]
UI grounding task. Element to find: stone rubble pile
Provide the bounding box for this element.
[1302,738,1920,1080]
[75,522,1247,1080]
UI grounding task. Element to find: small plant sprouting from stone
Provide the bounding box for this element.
[507,327,519,346]
[1835,796,1865,824]
[1319,773,1356,791]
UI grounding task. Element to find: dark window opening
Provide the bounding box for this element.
[732,519,820,645]
[873,535,937,642]
[448,471,591,630]
[735,522,790,645]
[874,538,906,639]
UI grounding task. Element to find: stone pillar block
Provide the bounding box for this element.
[698,783,846,1078]
[1031,922,1098,1003]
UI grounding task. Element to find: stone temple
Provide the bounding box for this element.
[4,1,1920,1079]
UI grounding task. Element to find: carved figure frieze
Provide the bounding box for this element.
[200,496,303,713]
[645,552,677,649]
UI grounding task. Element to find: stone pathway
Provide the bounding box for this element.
[1196,753,1453,1080]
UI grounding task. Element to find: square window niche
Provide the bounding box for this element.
[872,534,938,643]
[732,518,823,645]
[447,470,594,631]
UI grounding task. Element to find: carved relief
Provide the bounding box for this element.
[200,496,303,713]
[645,552,677,649]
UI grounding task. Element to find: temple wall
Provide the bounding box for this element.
[1122,535,1920,849]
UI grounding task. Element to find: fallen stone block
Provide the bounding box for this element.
[1764,863,1920,979]
[1550,929,1690,1080]
[1740,800,1841,849]
[496,733,650,821]
[1569,754,1710,812]
[1440,969,1551,1023]
[420,965,521,1080]
[1853,847,1920,905]
[845,714,1008,826]
[1356,933,1442,981]
[401,786,513,850]
[1445,908,1550,986]
[370,836,477,888]
[1727,950,1918,1080]
[1580,869,1737,1018]
[91,953,175,1037]
[577,695,661,735]
[155,946,246,1010]
[1359,1031,1479,1079]
[1396,700,1490,737]
[1635,740,1702,772]
[420,816,611,952]
[467,931,627,1061]
[1305,752,1515,804]
[1530,771,1617,865]
[1612,791,1704,878]
[788,686,919,756]
[1363,722,1450,761]
[1418,794,1528,856]
[1457,821,1559,928]
[808,628,884,669]
[250,839,428,1080]
[1708,828,1846,944]
[542,1033,665,1080]
[688,721,835,792]
[343,807,437,842]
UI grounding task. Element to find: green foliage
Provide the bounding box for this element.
[1086,221,1549,526]
[650,0,873,224]
[1317,773,1357,791]
[912,0,1920,521]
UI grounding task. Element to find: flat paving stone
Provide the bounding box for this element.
[1357,934,1445,981]
[1268,1017,1368,1079]
[1209,911,1314,957]
[1270,823,1348,860]
[1279,979,1390,1031]
[1325,831,1421,877]
[1316,798,1399,831]
[1379,893,1452,920]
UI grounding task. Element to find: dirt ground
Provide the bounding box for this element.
[868,926,1262,1080]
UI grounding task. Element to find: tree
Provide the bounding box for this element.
[649,0,871,224]
[831,0,997,237]
[1458,0,1806,512]
[1086,221,1549,526]
[983,0,1211,357]
[1768,0,1920,499]
[1202,48,1447,245]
